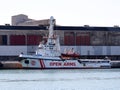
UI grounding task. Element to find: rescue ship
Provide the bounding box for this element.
[19,16,111,69]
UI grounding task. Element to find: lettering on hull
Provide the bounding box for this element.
[49,62,76,66]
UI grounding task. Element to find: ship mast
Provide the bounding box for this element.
[36,16,61,56]
[48,16,54,38]
[46,16,56,47]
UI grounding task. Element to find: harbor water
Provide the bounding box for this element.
[0,69,120,90]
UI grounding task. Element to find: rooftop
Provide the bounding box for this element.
[0,25,120,31]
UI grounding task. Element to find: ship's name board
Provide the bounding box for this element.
[49,62,76,66]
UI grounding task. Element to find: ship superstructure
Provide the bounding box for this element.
[19,16,111,69]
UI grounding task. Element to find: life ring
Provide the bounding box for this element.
[31,60,36,66]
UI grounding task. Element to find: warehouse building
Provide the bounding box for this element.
[0,14,120,60]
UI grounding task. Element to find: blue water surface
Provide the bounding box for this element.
[0,69,120,90]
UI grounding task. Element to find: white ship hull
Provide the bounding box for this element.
[19,16,111,69]
[20,59,111,69]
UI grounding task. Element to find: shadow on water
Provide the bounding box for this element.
[0,68,120,74]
